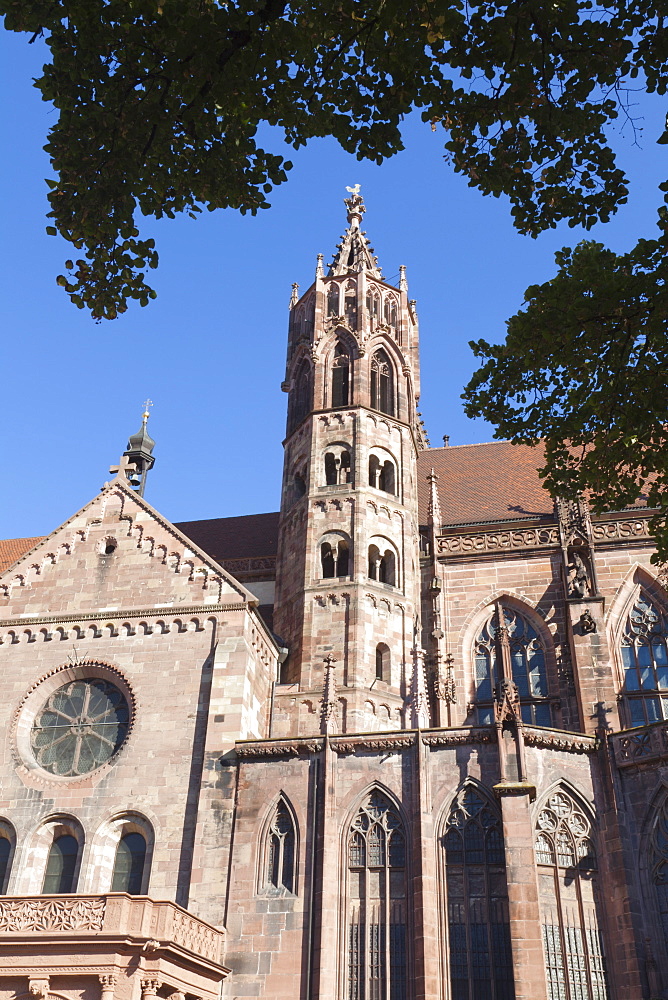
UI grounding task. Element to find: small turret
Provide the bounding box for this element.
[123,401,156,497]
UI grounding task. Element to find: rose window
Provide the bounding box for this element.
[30,679,130,776]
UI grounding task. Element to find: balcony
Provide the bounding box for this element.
[0,893,228,1000]
[610,719,668,768]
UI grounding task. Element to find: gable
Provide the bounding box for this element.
[0,479,253,618]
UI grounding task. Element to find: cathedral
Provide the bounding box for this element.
[1,187,667,1000]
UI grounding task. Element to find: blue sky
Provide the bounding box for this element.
[1,28,665,539]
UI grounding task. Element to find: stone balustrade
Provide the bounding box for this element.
[611,720,668,767]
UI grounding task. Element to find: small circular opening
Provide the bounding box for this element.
[101,537,117,556]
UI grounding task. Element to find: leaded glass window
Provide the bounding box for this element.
[620,592,668,727]
[536,791,609,1000]
[649,794,668,956]
[43,834,79,893]
[347,790,408,1000]
[112,832,147,894]
[31,679,130,776]
[474,607,551,726]
[265,800,296,893]
[443,786,514,1000]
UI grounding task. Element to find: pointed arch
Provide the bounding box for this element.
[639,782,668,980]
[344,786,410,1000]
[439,782,514,1000]
[534,784,610,1000]
[331,340,352,408]
[370,348,395,416]
[469,600,553,726]
[288,355,314,432]
[607,566,668,727]
[259,794,298,895]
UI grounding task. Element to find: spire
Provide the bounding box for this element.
[122,401,156,497]
[328,184,383,278]
[427,468,442,528]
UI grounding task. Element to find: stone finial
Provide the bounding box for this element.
[315,254,324,278]
[399,264,408,291]
[411,644,431,729]
[320,654,338,734]
[290,282,299,307]
[329,186,383,279]
[427,468,442,528]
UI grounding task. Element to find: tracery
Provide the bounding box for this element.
[620,592,668,726]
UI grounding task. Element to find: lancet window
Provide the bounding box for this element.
[370,350,394,416]
[368,545,396,587]
[289,360,313,432]
[332,344,351,407]
[43,833,79,893]
[384,296,398,331]
[619,592,668,726]
[649,793,668,956]
[366,289,381,329]
[535,790,609,1000]
[346,790,408,1000]
[443,786,514,1000]
[376,644,391,682]
[473,607,551,726]
[328,282,341,317]
[321,538,350,578]
[345,283,358,329]
[111,832,147,894]
[264,799,296,894]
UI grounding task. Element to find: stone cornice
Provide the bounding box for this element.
[434,512,654,558]
[0,602,246,630]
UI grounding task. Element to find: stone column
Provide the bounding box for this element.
[412,733,441,1000]
[140,979,160,1000]
[496,788,548,1000]
[99,976,116,1000]
[312,739,339,998]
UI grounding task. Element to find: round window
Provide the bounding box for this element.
[30,679,130,776]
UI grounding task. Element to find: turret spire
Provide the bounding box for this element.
[122,402,156,497]
[328,184,383,278]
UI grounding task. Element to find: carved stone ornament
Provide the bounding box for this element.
[579,609,597,634]
[566,548,593,599]
[0,896,106,932]
[28,982,50,1000]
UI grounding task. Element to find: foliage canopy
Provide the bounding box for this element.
[3,0,668,555]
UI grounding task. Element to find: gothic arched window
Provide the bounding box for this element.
[345,282,357,329]
[620,592,668,727]
[443,786,513,1000]
[366,289,380,329]
[265,800,296,893]
[332,344,351,407]
[347,790,408,1000]
[376,643,390,682]
[649,794,668,957]
[474,607,550,726]
[43,833,79,893]
[111,832,147,893]
[328,282,340,317]
[289,360,312,432]
[370,350,394,416]
[384,296,398,330]
[535,790,609,1000]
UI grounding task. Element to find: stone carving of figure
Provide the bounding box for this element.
[567,549,591,598]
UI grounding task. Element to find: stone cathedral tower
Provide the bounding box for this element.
[273,186,428,735]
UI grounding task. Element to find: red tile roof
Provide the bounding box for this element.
[417,441,552,526]
[0,536,45,574]
[175,511,280,563]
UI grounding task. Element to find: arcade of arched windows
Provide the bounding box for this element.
[324,446,352,486]
[472,604,553,727]
[368,452,396,495]
[0,813,152,895]
[320,533,351,579]
[368,540,398,588]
